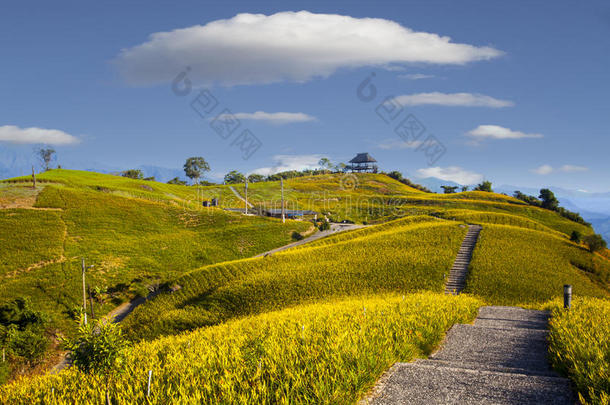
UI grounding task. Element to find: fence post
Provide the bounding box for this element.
[147,370,152,397]
[563,284,572,309]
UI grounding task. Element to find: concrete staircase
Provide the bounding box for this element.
[445,225,482,295]
[364,306,575,404]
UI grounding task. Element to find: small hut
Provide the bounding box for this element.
[348,153,378,173]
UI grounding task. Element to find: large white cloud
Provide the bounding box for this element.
[252,154,323,176]
[395,93,513,108]
[0,125,80,145]
[218,111,316,125]
[115,11,502,86]
[467,125,543,140]
[416,166,484,185]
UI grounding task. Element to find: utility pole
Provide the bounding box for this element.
[281,178,285,224]
[32,166,36,189]
[81,258,87,325]
[244,178,248,215]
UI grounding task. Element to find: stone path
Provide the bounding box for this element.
[445,225,482,295]
[365,306,575,404]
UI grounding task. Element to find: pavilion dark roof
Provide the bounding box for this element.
[349,153,377,163]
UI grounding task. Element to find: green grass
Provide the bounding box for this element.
[548,297,610,404]
[0,209,65,277]
[0,181,310,332]
[464,224,610,305]
[123,218,466,340]
[0,292,483,404]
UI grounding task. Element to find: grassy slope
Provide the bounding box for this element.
[123,218,466,340]
[465,224,610,305]
[0,172,310,331]
[0,293,483,404]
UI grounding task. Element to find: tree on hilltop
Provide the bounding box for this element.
[37,148,56,171]
[184,157,210,185]
[441,185,458,194]
[121,169,143,180]
[224,170,246,184]
[473,181,493,192]
[539,188,559,210]
[247,173,265,183]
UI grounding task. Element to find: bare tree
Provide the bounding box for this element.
[37,148,56,171]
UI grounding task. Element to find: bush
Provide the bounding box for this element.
[0,362,9,385]
[7,328,48,364]
[584,234,607,253]
[570,230,582,243]
[318,221,331,231]
[62,316,128,375]
[0,298,48,365]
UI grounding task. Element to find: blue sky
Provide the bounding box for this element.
[1,0,609,191]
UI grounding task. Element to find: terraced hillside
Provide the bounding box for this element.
[1,169,609,402]
[0,171,310,334]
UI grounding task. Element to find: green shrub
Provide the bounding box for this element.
[584,234,607,253]
[61,316,128,375]
[570,230,582,243]
[319,221,331,231]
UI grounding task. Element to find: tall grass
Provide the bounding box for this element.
[465,224,609,305]
[0,293,483,404]
[123,220,467,340]
[548,297,610,404]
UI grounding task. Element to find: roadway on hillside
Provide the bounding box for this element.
[364,306,575,404]
[254,223,365,257]
[228,185,254,208]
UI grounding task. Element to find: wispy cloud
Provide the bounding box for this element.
[216,111,316,125]
[376,139,423,150]
[115,11,503,86]
[0,125,80,145]
[252,154,323,176]
[394,93,513,108]
[467,125,543,140]
[398,73,435,80]
[416,166,483,185]
[531,164,588,175]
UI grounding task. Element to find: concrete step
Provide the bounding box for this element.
[474,306,549,330]
[366,362,575,404]
[430,324,552,374]
[415,359,560,378]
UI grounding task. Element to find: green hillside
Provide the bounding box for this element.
[0,171,310,334]
[1,169,609,401]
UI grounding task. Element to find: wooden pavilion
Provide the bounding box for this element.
[348,153,378,173]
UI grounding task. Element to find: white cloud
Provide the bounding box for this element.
[416,166,483,185]
[467,125,543,140]
[398,73,435,80]
[252,154,323,175]
[0,125,80,145]
[560,165,588,173]
[531,164,588,175]
[115,11,503,86]
[531,164,554,175]
[217,111,316,125]
[376,138,422,149]
[395,93,513,108]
